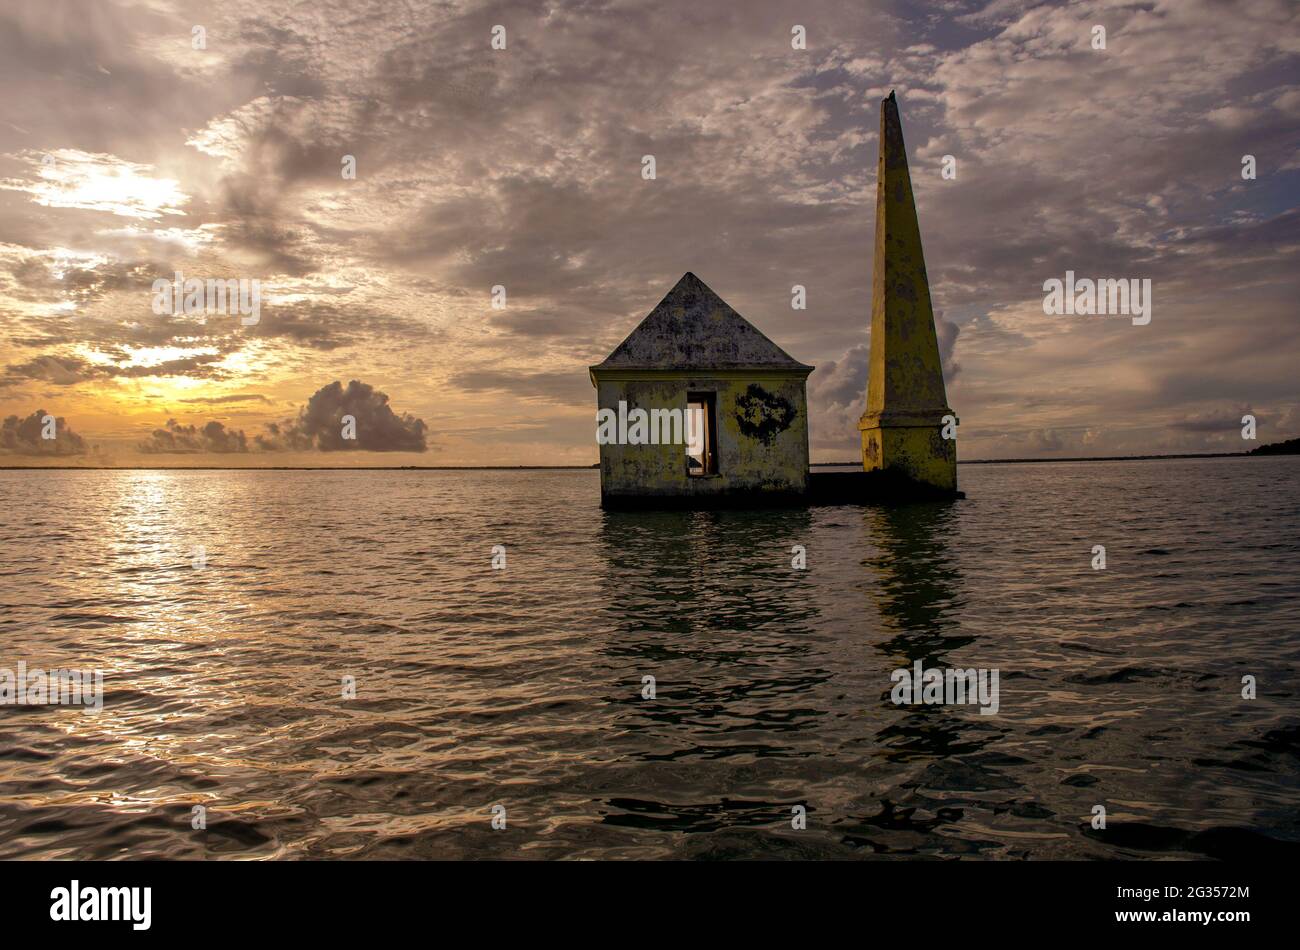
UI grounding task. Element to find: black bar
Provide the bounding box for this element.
[1,859,1281,937]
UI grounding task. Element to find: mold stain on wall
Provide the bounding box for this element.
[733,384,796,446]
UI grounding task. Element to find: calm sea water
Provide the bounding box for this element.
[1,457,1297,860]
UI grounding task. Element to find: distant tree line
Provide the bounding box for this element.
[1250,437,1300,456]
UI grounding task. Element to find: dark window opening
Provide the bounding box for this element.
[686,392,718,476]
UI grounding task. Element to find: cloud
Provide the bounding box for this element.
[0,0,1296,464]
[805,311,959,453]
[138,418,250,454]
[246,299,437,352]
[448,368,593,406]
[2,350,231,386]
[807,342,868,452]
[0,149,189,220]
[1169,407,1256,434]
[809,342,869,410]
[140,380,429,453]
[256,379,428,452]
[0,408,87,455]
[1,354,88,386]
[936,313,960,381]
[178,393,270,405]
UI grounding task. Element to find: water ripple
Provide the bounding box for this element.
[0,459,1297,859]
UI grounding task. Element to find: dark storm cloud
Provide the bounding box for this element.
[138,418,250,454]
[0,408,87,455]
[256,379,428,452]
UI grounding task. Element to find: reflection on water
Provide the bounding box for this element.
[592,509,832,835]
[864,502,997,766]
[0,459,1298,859]
[868,501,968,661]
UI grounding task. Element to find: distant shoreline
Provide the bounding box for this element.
[820,451,1270,465]
[3,450,1295,471]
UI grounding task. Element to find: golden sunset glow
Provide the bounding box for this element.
[18,150,189,220]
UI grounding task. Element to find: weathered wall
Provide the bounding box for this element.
[861,423,957,492]
[595,373,809,499]
[857,92,958,495]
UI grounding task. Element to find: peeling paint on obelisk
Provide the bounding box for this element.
[859,91,958,492]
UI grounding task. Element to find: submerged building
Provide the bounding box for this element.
[590,272,814,508]
[591,91,958,508]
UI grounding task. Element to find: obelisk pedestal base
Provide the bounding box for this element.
[860,417,957,493]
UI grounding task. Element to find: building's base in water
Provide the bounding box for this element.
[600,469,965,510]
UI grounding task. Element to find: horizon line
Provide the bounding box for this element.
[2,450,1288,471]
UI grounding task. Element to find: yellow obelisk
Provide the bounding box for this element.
[859,91,957,492]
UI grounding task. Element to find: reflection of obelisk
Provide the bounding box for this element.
[859,91,957,492]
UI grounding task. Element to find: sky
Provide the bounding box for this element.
[0,0,1297,466]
